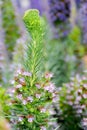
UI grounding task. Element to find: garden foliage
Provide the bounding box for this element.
[1,0,20,59]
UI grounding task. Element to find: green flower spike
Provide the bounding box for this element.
[23,9,41,35]
[23,9,44,85]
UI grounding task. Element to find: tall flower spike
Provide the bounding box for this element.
[23,9,44,86]
[9,9,55,130]
[23,9,41,34]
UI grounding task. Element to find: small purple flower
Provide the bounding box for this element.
[40,126,46,130]
[44,72,53,79]
[40,107,46,113]
[22,71,32,77]
[18,117,23,122]
[15,84,22,89]
[35,83,41,89]
[27,115,34,123]
[35,93,41,99]
[22,99,27,105]
[83,94,87,99]
[82,118,87,126]
[27,96,33,102]
[16,94,22,100]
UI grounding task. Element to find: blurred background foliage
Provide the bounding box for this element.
[1,0,20,60]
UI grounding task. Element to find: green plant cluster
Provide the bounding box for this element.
[0,87,10,115]
[1,0,20,59]
[0,107,11,130]
[0,86,11,129]
[46,41,72,86]
[45,25,85,86]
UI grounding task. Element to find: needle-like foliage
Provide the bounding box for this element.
[23,10,44,86]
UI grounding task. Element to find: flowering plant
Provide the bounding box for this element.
[8,10,56,130]
[54,73,87,130]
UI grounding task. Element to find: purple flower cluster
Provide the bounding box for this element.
[56,73,87,129]
[48,0,71,39]
[79,1,87,45]
[48,0,71,25]
[80,0,87,3]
